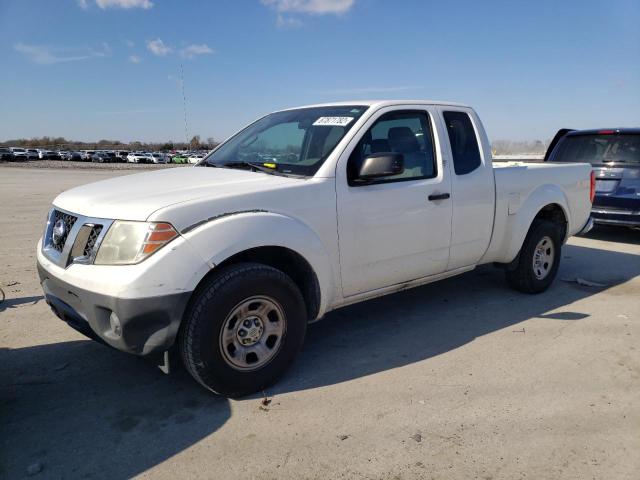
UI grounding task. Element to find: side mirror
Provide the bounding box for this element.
[356,153,404,181]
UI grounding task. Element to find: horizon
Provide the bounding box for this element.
[1,0,639,143]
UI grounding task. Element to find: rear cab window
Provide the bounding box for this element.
[443,111,482,175]
[551,133,640,165]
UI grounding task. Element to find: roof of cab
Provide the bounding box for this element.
[281,99,471,111]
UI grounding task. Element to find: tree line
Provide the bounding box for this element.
[0,135,218,151]
[491,139,549,155]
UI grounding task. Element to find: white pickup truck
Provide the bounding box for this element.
[37,100,594,396]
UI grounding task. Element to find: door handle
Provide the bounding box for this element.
[428,193,450,201]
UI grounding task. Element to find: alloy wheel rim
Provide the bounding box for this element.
[532,236,555,280]
[219,295,286,371]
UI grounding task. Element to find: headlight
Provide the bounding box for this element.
[94,221,178,265]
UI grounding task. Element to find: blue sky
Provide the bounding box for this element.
[1,0,638,143]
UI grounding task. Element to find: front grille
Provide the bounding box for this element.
[43,209,113,268]
[52,210,77,252]
[83,225,103,256]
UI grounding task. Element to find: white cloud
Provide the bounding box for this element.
[276,13,303,28]
[77,0,89,9]
[145,40,214,60]
[14,43,109,65]
[180,43,214,59]
[129,54,141,63]
[261,0,354,15]
[146,38,172,56]
[96,0,153,9]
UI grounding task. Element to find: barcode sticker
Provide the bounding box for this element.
[313,116,354,127]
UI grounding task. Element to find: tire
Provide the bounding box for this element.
[506,219,562,294]
[179,262,307,397]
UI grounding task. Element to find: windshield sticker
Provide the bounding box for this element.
[313,116,354,127]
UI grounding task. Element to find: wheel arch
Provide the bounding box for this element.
[488,183,570,264]
[181,211,336,321]
[505,201,568,265]
[192,246,322,322]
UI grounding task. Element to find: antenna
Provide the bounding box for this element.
[180,63,189,145]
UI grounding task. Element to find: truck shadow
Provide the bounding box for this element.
[0,341,230,479]
[274,240,639,395]
[0,238,637,478]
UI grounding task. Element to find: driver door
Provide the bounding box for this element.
[335,106,452,297]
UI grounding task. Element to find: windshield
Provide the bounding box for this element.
[552,134,640,165]
[204,105,368,176]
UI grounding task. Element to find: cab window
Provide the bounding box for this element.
[443,111,481,175]
[348,110,436,185]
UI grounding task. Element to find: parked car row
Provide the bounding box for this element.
[0,147,211,164]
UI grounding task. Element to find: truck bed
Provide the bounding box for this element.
[480,161,592,264]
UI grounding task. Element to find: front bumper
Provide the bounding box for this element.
[38,259,191,356]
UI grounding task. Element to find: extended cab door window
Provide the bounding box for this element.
[443,111,481,175]
[347,111,436,185]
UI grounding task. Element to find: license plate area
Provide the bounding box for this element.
[595,179,619,193]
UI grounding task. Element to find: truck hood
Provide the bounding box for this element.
[53,166,299,221]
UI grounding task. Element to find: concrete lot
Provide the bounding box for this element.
[1,166,639,480]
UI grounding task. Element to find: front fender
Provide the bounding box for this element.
[181,211,336,316]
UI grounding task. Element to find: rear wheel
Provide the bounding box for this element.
[179,263,307,397]
[506,219,562,293]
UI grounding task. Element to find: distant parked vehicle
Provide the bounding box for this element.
[91,151,116,163]
[9,147,28,160]
[26,149,39,160]
[127,152,151,163]
[63,151,82,161]
[171,153,189,164]
[114,150,129,162]
[37,149,60,160]
[0,148,15,161]
[546,128,640,229]
[143,152,156,163]
[187,153,204,164]
[151,152,169,164]
[80,150,96,161]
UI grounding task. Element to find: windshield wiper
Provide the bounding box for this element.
[218,161,284,175]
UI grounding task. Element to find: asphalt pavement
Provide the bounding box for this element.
[1,166,638,479]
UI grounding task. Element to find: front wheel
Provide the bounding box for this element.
[179,263,307,397]
[506,219,562,294]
